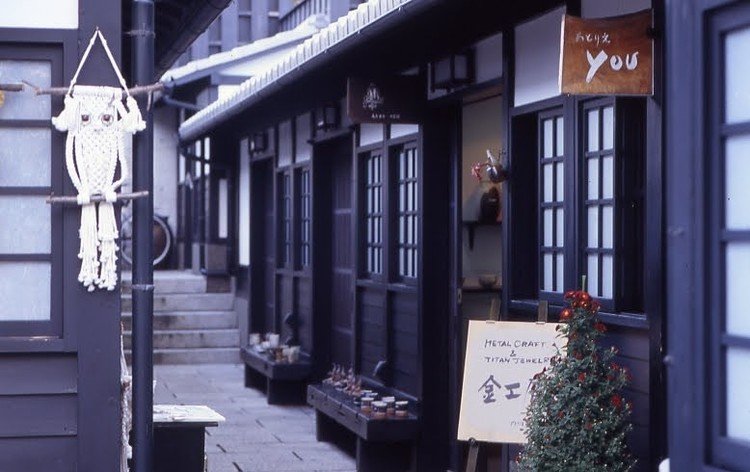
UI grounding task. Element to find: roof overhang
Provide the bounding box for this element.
[178,0,564,142]
[160,15,328,88]
[123,0,233,79]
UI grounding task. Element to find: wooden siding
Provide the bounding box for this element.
[358,288,386,378]
[0,355,77,395]
[0,437,76,472]
[391,291,419,395]
[296,277,313,353]
[600,326,651,470]
[0,355,78,469]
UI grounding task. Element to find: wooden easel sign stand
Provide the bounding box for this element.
[459,302,559,471]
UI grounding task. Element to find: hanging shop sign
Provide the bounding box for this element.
[346,76,423,124]
[559,9,653,96]
[457,320,562,444]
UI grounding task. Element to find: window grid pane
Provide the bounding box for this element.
[279,173,292,267]
[540,115,564,293]
[583,104,616,299]
[298,168,312,268]
[0,58,55,329]
[397,146,418,279]
[720,23,750,452]
[365,153,383,275]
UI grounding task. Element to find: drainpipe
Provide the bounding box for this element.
[131,0,155,471]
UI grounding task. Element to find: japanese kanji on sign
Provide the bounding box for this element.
[457,320,562,444]
[559,9,654,96]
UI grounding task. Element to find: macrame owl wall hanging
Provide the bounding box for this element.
[52,29,145,291]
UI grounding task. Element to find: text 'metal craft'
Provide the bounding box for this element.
[559,9,654,96]
[457,320,562,444]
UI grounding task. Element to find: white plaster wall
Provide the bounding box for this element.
[581,0,651,18]
[153,107,179,236]
[514,6,566,107]
[0,0,78,29]
[475,33,503,85]
[238,139,250,266]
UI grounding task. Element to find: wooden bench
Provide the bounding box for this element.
[241,346,312,404]
[307,383,420,472]
[152,404,225,472]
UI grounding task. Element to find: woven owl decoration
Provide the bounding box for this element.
[52,30,145,291]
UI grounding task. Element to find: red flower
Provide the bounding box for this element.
[611,394,623,409]
[578,372,586,382]
[594,322,607,333]
[560,308,573,321]
[580,291,592,302]
[564,290,577,301]
[591,301,601,312]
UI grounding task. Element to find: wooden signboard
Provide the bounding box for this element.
[457,320,562,444]
[559,9,653,95]
[346,76,423,124]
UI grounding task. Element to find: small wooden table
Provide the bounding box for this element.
[153,404,225,472]
[307,383,420,472]
[242,346,312,404]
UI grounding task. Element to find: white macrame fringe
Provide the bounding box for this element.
[98,201,119,291]
[78,203,100,291]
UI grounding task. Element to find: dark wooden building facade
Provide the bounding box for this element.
[0,1,229,470]
[178,0,750,470]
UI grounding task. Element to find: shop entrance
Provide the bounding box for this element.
[314,136,355,371]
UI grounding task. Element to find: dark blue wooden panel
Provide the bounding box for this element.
[0,354,76,395]
[0,394,76,438]
[0,437,76,472]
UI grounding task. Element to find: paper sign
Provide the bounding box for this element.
[559,9,653,95]
[457,320,562,444]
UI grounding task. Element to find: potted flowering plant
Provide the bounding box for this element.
[517,289,635,472]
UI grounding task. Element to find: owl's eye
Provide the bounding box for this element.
[81,114,91,124]
[101,114,113,126]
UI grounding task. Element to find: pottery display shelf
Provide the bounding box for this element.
[307,383,420,472]
[241,345,312,404]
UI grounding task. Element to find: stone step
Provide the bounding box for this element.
[123,329,239,350]
[121,293,235,312]
[121,271,207,295]
[125,348,241,365]
[121,311,238,331]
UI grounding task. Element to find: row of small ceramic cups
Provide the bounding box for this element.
[249,332,280,348]
[358,392,409,419]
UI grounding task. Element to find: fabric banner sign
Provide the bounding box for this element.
[559,9,653,96]
[457,320,562,444]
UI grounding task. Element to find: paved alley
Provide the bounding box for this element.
[153,364,356,472]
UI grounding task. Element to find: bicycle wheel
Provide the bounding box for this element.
[119,215,172,267]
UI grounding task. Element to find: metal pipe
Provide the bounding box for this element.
[159,95,201,112]
[131,0,155,471]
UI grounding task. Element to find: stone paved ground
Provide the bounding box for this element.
[154,364,356,472]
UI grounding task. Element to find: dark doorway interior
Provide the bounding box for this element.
[249,159,276,335]
[314,136,355,373]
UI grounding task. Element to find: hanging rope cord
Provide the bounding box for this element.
[63,28,141,199]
